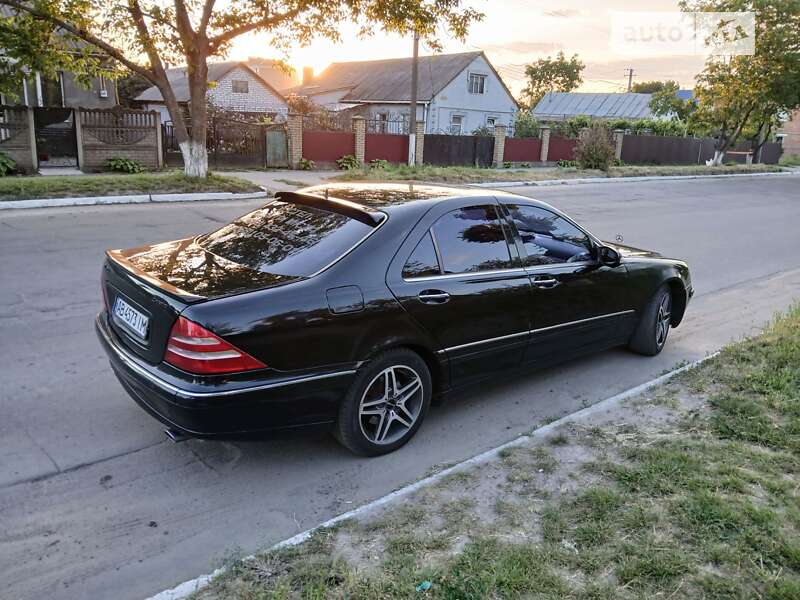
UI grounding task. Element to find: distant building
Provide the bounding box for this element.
[135,60,290,123]
[0,71,117,108]
[289,51,518,134]
[532,90,695,122]
[778,109,800,156]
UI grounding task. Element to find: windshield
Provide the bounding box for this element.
[197,201,374,277]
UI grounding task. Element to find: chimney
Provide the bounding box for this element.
[302,66,313,85]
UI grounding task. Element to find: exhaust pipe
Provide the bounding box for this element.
[164,428,190,443]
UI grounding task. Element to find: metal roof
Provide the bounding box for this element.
[532,92,656,120]
[288,52,483,103]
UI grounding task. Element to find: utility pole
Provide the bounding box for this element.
[625,67,635,92]
[408,30,419,166]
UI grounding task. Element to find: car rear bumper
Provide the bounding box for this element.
[95,313,356,436]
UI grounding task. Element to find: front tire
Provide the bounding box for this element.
[334,349,432,456]
[629,285,672,356]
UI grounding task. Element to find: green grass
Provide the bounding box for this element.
[194,306,800,600]
[0,171,261,201]
[332,162,783,184]
[779,153,800,167]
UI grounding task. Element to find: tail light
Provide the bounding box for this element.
[164,316,266,375]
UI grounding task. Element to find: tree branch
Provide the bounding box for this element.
[199,0,216,34]
[0,0,155,82]
[208,7,303,51]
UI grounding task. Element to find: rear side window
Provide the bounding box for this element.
[505,204,592,266]
[403,232,441,279]
[431,205,512,274]
[197,201,373,277]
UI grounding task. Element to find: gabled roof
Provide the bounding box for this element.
[533,92,656,120]
[135,61,287,103]
[288,51,491,103]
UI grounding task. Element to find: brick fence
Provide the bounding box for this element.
[78,107,162,172]
[0,106,37,174]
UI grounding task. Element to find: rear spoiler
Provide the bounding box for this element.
[275,191,385,226]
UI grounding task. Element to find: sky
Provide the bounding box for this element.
[228,0,708,95]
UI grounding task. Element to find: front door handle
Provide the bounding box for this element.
[532,275,559,288]
[418,289,450,304]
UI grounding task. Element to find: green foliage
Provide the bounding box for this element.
[0,151,16,176]
[502,161,512,168]
[575,123,616,171]
[513,112,540,138]
[519,51,584,109]
[368,158,389,170]
[649,81,695,121]
[631,80,670,94]
[105,157,145,174]
[780,154,800,167]
[471,125,493,137]
[557,159,577,168]
[336,154,361,171]
[298,157,316,171]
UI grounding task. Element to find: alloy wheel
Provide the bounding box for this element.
[358,365,423,445]
[655,293,672,348]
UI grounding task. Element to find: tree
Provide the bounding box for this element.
[519,51,584,110]
[681,0,800,165]
[631,80,668,94]
[0,0,482,176]
[648,81,695,121]
[513,111,539,138]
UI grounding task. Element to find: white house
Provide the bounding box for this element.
[289,51,518,134]
[135,61,289,123]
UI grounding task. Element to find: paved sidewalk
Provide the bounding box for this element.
[226,169,337,191]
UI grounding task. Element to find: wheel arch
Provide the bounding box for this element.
[664,277,688,326]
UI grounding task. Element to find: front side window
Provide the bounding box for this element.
[231,80,249,93]
[449,114,463,134]
[505,205,593,266]
[432,205,512,274]
[469,73,487,94]
[197,201,373,277]
[402,232,440,279]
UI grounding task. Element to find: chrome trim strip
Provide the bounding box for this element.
[532,310,636,334]
[439,330,529,353]
[405,267,528,283]
[97,318,356,399]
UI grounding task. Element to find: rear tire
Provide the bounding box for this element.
[334,349,432,456]
[629,285,672,356]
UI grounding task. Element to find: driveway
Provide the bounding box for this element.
[1,176,798,599]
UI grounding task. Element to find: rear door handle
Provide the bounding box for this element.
[418,289,450,304]
[532,276,559,288]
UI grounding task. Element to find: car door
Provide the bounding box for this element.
[500,202,636,366]
[387,202,531,386]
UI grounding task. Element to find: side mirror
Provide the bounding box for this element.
[598,245,621,267]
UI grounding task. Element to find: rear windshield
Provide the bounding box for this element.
[197,201,373,277]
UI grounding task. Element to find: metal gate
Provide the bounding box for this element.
[423,134,494,167]
[266,125,288,167]
[33,107,78,167]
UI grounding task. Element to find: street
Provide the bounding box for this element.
[1,176,799,599]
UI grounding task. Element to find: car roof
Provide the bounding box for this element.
[298,182,524,212]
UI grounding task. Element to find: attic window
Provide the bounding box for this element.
[232,80,249,93]
[468,73,486,94]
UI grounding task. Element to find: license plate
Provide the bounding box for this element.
[113,295,149,340]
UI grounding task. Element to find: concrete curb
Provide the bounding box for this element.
[146,351,720,600]
[0,189,270,210]
[470,170,798,189]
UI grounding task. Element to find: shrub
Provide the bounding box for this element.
[557,159,577,168]
[513,112,540,138]
[336,154,361,170]
[575,123,616,171]
[502,161,512,169]
[369,158,389,170]
[472,125,493,137]
[0,151,16,176]
[299,157,316,170]
[105,157,145,174]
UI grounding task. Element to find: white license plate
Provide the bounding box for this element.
[113,296,149,340]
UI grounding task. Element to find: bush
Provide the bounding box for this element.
[336,154,360,170]
[472,125,493,137]
[779,154,800,167]
[369,158,389,170]
[513,112,540,138]
[557,159,577,168]
[0,151,16,176]
[299,157,316,170]
[575,123,616,171]
[105,157,145,174]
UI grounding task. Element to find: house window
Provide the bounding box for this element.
[449,114,464,135]
[468,73,486,94]
[231,80,249,93]
[486,116,496,127]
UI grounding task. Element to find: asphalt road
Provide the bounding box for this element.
[1,176,799,600]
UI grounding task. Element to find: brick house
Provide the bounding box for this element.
[289,51,518,134]
[777,109,800,157]
[135,61,289,123]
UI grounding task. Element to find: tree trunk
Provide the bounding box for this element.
[180,139,208,176]
[184,56,209,178]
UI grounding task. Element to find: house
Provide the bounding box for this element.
[289,51,518,134]
[0,70,118,108]
[135,60,290,123]
[777,109,800,157]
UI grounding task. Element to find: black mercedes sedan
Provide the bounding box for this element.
[96,184,692,455]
